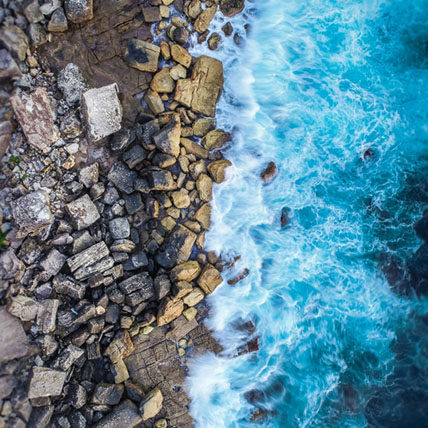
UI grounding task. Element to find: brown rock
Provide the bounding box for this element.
[174,55,223,117]
[145,89,165,115]
[185,0,202,19]
[208,32,222,50]
[141,387,163,420]
[10,88,59,153]
[194,203,211,230]
[180,137,208,159]
[0,249,24,280]
[105,330,134,363]
[0,49,21,80]
[197,264,222,294]
[171,189,191,208]
[48,7,68,32]
[194,5,217,33]
[170,260,201,282]
[28,367,67,399]
[0,308,28,362]
[166,315,198,341]
[0,25,29,61]
[220,0,245,17]
[142,6,161,22]
[260,161,278,184]
[152,114,181,157]
[196,173,213,202]
[150,68,175,93]
[157,297,184,326]
[123,39,160,72]
[202,129,231,150]
[182,287,204,306]
[192,117,215,137]
[170,44,192,68]
[160,41,171,60]
[0,121,12,159]
[207,159,232,183]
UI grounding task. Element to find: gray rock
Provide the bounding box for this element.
[108,161,138,194]
[102,186,120,205]
[12,191,52,238]
[36,299,60,333]
[8,295,39,321]
[24,0,44,23]
[92,399,142,428]
[64,0,93,23]
[68,411,86,428]
[82,83,123,141]
[66,194,100,230]
[28,406,54,428]
[40,0,61,15]
[0,375,15,400]
[118,272,154,301]
[154,275,171,300]
[74,256,114,281]
[110,128,135,153]
[0,49,21,80]
[53,274,86,299]
[148,168,177,191]
[0,25,29,62]
[123,145,147,169]
[72,230,96,254]
[123,192,144,215]
[92,383,124,405]
[68,384,87,410]
[52,344,85,371]
[58,63,88,106]
[0,308,29,362]
[0,249,23,280]
[79,162,99,188]
[109,217,130,240]
[39,248,67,278]
[28,367,67,399]
[48,7,68,32]
[152,115,181,158]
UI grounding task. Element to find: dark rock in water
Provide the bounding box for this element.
[363,147,375,161]
[222,22,233,37]
[228,268,249,285]
[250,408,267,422]
[236,337,259,356]
[342,384,358,412]
[173,27,190,45]
[414,210,428,241]
[220,0,245,17]
[260,161,278,184]
[281,207,290,228]
[208,32,222,50]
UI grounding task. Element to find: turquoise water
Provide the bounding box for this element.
[187,1,428,427]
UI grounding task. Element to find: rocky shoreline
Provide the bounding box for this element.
[0,1,254,427]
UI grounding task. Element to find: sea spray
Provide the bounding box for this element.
[187,0,428,427]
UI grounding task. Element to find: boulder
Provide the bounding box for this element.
[8,295,39,321]
[141,388,163,420]
[12,191,52,237]
[171,189,190,208]
[157,297,184,326]
[144,89,165,115]
[92,384,124,405]
[174,55,223,117]
[153,115,181,157]
[123,39,160,73]
[194,203,211,230]
[64,0,93,23]
[192,118,215,137]
[207,159,232,183]
[208,32,222,50]
[155,225,196,268]
[180,137,208,159]
[105,330,134,364]
[182,287,205,306]
[142,6,161,22]
[202,129,231,150]
[65,194,100,230]
[58,63,88,106]
[220,0,245,16]
[170,260,201,282]
[260,161,278,184]
[48,7,68,32]
[194,5,217,33]
[82,83,123,141]
[0,49,21,80]
[108,161,138,194]
[185,0,202,19]
[28,367,67,399]
[79,162,99,188]
[196,173,213,202]
[109,217,130,240]
[0,308,29,362]
[150,68,175,93]
[197,264,223,294]
[10,88,59,153]
[92,399,142,428]
[170,44,192,68]
[149,168,177,191]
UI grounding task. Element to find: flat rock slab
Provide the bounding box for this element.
[10,88,59,153]
[0,308,29,362]
[38,0,152,123]
[82,83,123,141]
[12,190,52,237]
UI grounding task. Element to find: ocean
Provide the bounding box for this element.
[187,1,428,427]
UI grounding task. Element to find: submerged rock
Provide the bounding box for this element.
[260,161,278,184]
[220,0,245,17]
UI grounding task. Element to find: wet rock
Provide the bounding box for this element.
[123,39,160,73]
[48,7,68,32]
[0,25,29,62]
[82,83,123,141]
[197,264,222,294]
[220,0,245,16]
[208,32,222,50]
[28,367,67,399]
[58,63,88,106]
[10,88,59,153]
[182,287,204,306]
[92,399,142,428]
[194,5,217,33]
[79,163,99,188]
[174,55,223,117]
[192,118,215,137]
[153,115,181,157]
[207,159,232,183]
[144,89,165,115]
[222,22,233,36]
[0,49,21,80]
[173,27,190,45]
[0,308,29,362]
[237,337,259,356]
[108,161,138,194]
[67,241,109,272]
[228,268,249,285]
[260,161,278,184]
[149,168,177,191]
[36,299,60,333]
[0,249,24,280]
[66,194,100,230]
[53,275,86,300]
[170,44,192,68]
[65,0,93,23]
[194,203,211,229]
[280,207,290,228]
[141,387,163,421]
[109,217,130,240]
[155,224,196,268]
[12,191,52,238]
[92,384,124,405]
[157,297,184,326]
[202,129,231,150]
[196,173,213,201]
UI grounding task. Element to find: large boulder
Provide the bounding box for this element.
[174,55,223,117]
[207,159,232,183]
[220,0,245,16]
[10,88,59,153]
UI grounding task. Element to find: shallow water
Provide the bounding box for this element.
[187,1,428,427]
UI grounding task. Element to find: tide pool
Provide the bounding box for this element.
[187,1,428,427]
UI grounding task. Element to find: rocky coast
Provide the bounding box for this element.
[0,0,254,427]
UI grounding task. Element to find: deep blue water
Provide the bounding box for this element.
[187,1,428,427]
